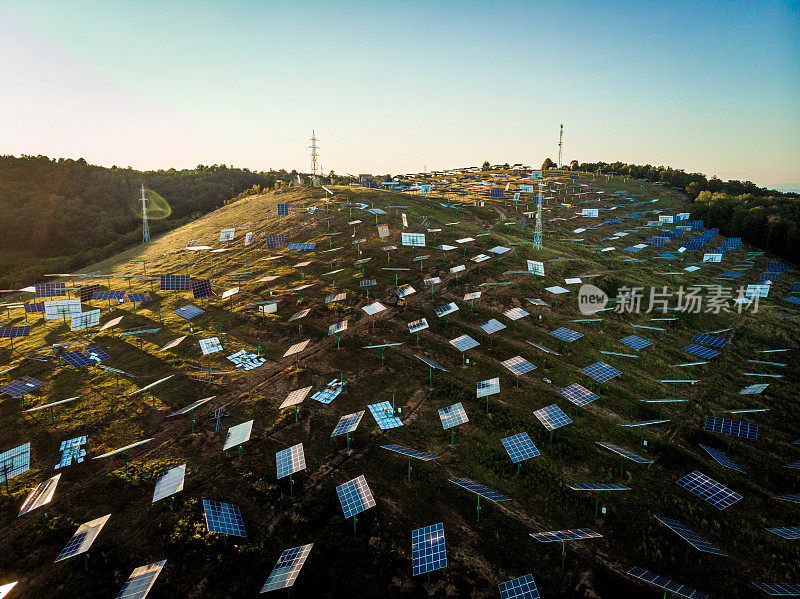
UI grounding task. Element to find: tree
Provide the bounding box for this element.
[542,158,555,171]
[503,162,510,169]
[482,161,491,171]
[570,160,579,171]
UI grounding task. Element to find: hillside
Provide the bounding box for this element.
[0,173,798,598]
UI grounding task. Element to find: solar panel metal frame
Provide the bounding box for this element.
[412,523,447,576]
[203,499,246,537]
[276,443,306,479]
[336,475,376,519]
[501,433,540,463]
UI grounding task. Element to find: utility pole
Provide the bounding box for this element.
[309,130,319,177]
[557,123,564,169]
[141,183,150,243]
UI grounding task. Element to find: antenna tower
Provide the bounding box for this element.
[140,183,150,243]
[533,181,543,250]
[557,123,564,169]
[309,130,319,176]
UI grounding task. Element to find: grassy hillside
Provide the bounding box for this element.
[0,173,797,598]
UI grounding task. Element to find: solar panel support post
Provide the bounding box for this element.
[595,492,600,516]
[408,459,412,481]
[353,515,357,535]
[549,431,553,444]
[476,495,481,521]
[561,542,566,568]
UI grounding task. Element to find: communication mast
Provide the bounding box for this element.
[140,183,150,243]
[557,123,564,169]
[533,181,543,250]
[309,130,319,177]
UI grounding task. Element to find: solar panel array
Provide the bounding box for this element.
[704,416,758,439]
[160,274,191,291]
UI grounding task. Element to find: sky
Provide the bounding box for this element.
[1,0,798,188]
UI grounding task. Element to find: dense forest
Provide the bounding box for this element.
[543,158,800,262]
[0,156,314,288]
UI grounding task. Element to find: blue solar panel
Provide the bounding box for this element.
[619,335,652,350]
[676,470,742,509]
[656,516,725,555]
[412,523,447,576]
[533,404,572,431]
[501,433,540,463]
[627,567,709,599]
[558,383,598,407]
[531,529,601,542]
[549,327,583,342]
[331,411,363,436]
[92,290,125,300]
[480,319,506,334]
[581,361,621,383]
[501,356,536,376]
[691,334,729,348]
[767,527,800,540]
[277,203,289,215]
[683,344,720,359]
[596,442,653,463]
[174,305,204,319]
[287,242,315,250]
[260,544,313,592]
[35,283,66,297]
[449,478,510,502]
[126,293,149,303]
[450,335,478,351]
[336,475,375,519]
[438,403,468,430]
[0,326,31,339]
[1,376,45,397]
[191,279,213,299]
[381,445,438,461]
[368,401,403,429]
[61,351,93,368]
[24,303,45,313]
[203,500,246,536]
[567,483,630,491]
[699,444,745,473]
[160,275,191,291]
[753,583,800,596]
[0,442,30,483]
[499,574,540,599]
[265,234,287,248]
[275,444,305,479]
[704,416,758,439]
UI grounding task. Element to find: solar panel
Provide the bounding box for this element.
[558,383,598,407]
[533,404,572,431]
[276,443,306,479]
[401,232,426,247]
[115,560,166,599]
[368,401,403,429]
[464,292,481,301]
[501,356,536,376]
[93,438,153,459]
[767,527,800,540]
[499,574,540,599]
[503,307,530,321]
[18,473,60,516]
[412,523,447,576]
[449,478,510,502]
[203,500,246,536]
[619,335,652,350]
[596,442,653,463]
[381,445,438,461]
[44,299,82,320]
[85,346,110,362]
[676,470,742,509]
[450,335,478,351]
[311,379,344,404]
[227,349,266,370]
[331,411,364,436]
[360,279,377,287]
[219,228,236,241]
[627,567,709,599]
[0,443,30,483]
[550,327,583,342]
[336,475,376,519]
[363,302,387,316]
[699,444,745,473]
[199,337,223,355]
[57,436,86,468]
[328,320,348,335]
[191,279,213,299]
[740,383,769,395]
[435,302,459,317]
[656,516,726,555]
[160,274,191,291]
[325,292,347,303]
[567,483,630,491]
[223,420,253,450]
[423,277,442,286]
[415,354,448,371]
[408,318,429,333]
[581,361,622,383]
[35,282,66,297]
[282,340,310,358]
[280,386,312,409]
[396,285,416,297]
[0,582,17,598]
[691,333,729,348]
[752,583,800,596]
[265,234,287,249]
[704,416,758,439]
[530,529,601,542]
[174,305,204,319]
[61,351,93,368]
[439,403,468,430]
[0,376,44,398]
[70,309,101,331]
[683,344,720,359]
[152,464,186,502]
[79,284,101,302]
[24,302,44,313]
[501,433,540,463]
[92,290,126,300]
[260,544,314,592]
[480,319,506,334]
[54,514,111,562]
[0,326,31,339]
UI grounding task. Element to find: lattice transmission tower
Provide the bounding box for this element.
[533,181,543,250]
[557,123,564,169]
[309,130,319,177]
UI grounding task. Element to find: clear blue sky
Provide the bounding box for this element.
[2,1,798,187]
